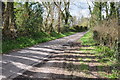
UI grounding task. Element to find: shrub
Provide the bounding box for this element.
[93,18,118,48]
[93,18,119,60]
[70,25,88,32]
[84,26,88,30]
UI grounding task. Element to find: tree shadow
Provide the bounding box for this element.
[2,38,83,79]
[13,71,84,79]
[1,37,115,79]
[80,48,95,51]
[13,60,113,80]
[27,48,96,56]
[82,45,97,47]
[50,54,100,59]
[13,71,111,80]
[12,46,113,79]
[2,44,65,79]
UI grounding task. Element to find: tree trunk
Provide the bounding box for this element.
[49,4,54,32]
[105,2,108,19]
[99,2,102,21]
[64,2,70,25]
[58,5,61,33]
[3,2,16,38]
[110,2,116,17]
[118,1,120,25]
[3,2,10,33]
[0,1,5,26]
[9,2,16,29]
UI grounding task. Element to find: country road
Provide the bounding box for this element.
[1,0,119,79]
[1,32,87,80]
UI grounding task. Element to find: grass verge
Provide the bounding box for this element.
[78,31,120,78]
[2,32,75,54]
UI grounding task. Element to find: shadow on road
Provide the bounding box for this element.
[12,42,114,80]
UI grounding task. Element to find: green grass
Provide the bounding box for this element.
[79,31,96,45]
[2,32,75,54]
[79,31,120,78]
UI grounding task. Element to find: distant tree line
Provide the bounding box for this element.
[1,1,85,39]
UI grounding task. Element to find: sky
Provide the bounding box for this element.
[69,0,93,19]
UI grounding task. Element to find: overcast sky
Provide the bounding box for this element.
[70,0,93,19]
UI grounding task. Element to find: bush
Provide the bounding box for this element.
[93,18,118,48]
[93,18,119,61]
[84,26,88,30]
[63,25,70,32]
[70,25,88,32]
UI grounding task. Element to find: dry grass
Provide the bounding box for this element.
[93,18,119,48]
